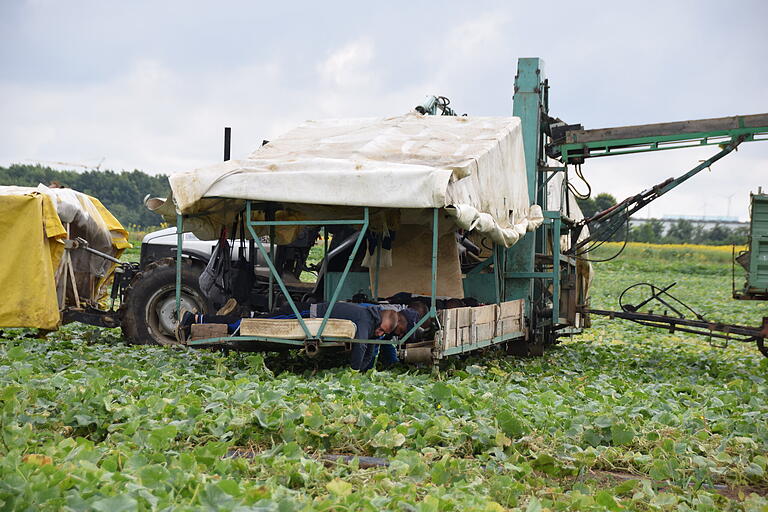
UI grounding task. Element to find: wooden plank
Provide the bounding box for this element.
[498,299,524,319]
[565,113,768,144]
[471,304,497,324]
[458,326,471,346]
[498,316,523,335]
[471,323,495,343]
[240,318,356,339]
[456,307,472,328]
[440,308,457,330]
[444,327,459,349]
[190,323,228,341]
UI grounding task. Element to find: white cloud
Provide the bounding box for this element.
[317,39,376,89]
[444,11,508,61]
[0,58,295,173]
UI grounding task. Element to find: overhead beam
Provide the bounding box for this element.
[564,113,768,144]
[551,113,768,163]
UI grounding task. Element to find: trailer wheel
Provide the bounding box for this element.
[120,258,212,346]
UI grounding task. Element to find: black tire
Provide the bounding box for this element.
[120,258,212,346]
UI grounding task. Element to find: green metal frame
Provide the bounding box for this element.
[505,210,562,325]
[505,58,546,315]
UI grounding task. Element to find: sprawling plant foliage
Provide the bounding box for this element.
[1,245,766,510]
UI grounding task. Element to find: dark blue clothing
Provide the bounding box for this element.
[314,302,380,370]
[364,343,399,371]
[199,302,380,371]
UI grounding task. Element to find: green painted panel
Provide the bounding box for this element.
[462,273,497,304]
[323,271,371,302]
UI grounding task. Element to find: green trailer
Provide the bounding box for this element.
[734,192,768,300]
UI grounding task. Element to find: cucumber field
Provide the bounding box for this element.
[1,243,767,511]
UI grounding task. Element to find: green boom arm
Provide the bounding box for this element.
[549,113,768,164]
[545,113,768,254]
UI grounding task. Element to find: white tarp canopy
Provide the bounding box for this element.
[154,112,543,247]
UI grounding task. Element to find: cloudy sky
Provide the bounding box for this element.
[2,0,766,219]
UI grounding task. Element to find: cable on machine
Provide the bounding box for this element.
[567,164,592,200]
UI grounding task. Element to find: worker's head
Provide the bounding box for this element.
[375,309,400,338]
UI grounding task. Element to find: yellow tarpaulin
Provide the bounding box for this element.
[0,186,130,330]
[0,193,67,330]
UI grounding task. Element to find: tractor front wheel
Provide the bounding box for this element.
[120,258,212,346]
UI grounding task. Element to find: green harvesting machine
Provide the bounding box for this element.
[154,57,768,361]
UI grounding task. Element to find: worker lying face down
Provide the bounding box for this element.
[312,302,410,370]
[178,301,418,371]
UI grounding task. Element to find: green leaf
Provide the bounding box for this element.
[148,424,177,449]
[431,382,452,401]
[91,495,138,512]
[6,346,27,361]
[524,496,542,512]
[650,493,678,507]
[595,491,622,511]
[326,478,353,496]
[497,410,526,437]
[218,479,242,496]
[612,478,639,495]
[431,460,449,485]
[302,404,325,429]
[745,462,765,477]
[531,453,559,475]
[371,430,406,448]
[594,415,613,428]
[0,385,21,400]
[610,423,635,445]
[139,464,170,488]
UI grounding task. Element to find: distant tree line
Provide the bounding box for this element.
[0,164,170,229]
[629,218,748,245]
[577,193,748,246]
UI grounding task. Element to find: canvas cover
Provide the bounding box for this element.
[151,113,543,246]
[0,185,130,330]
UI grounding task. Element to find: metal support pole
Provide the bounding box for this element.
[268,225,275,311]
[430,207,438,314]
[552,217,561,324]
[493,245,501,305]
[373,236,381,300]
[175,214,184,318]
[224,127,231,161]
